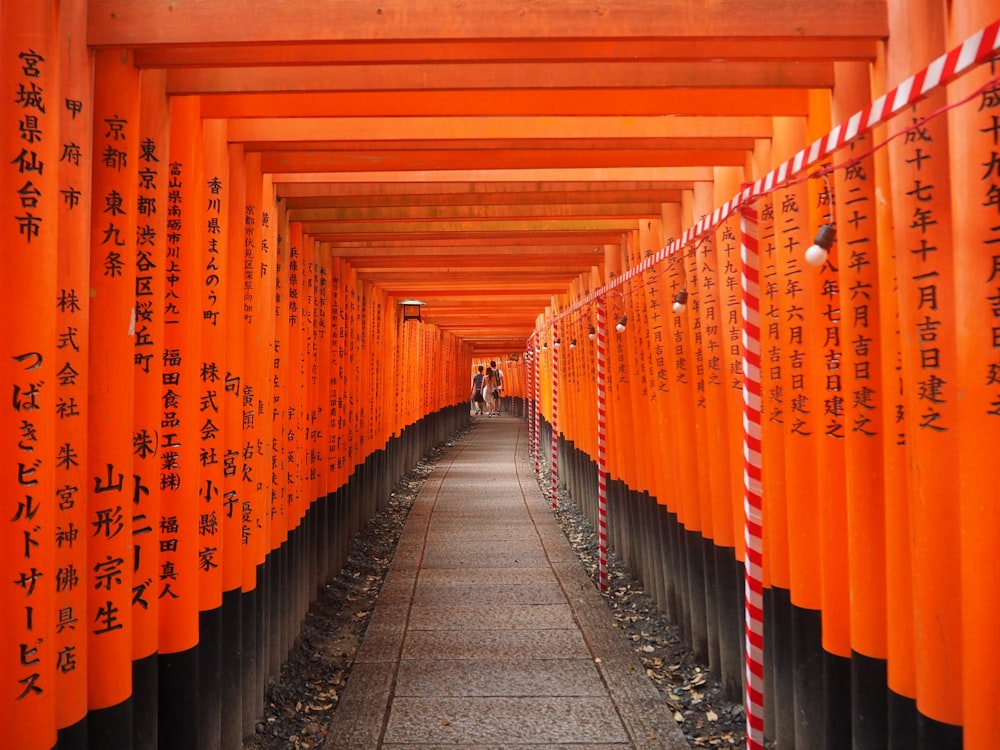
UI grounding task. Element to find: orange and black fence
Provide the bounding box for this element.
[4,4,1000,750]
[2,8,473,749]
[527,14,1000,750]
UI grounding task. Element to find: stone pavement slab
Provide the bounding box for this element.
[325,415,690,749]
[382,696,630,745]
[392,658,607,697]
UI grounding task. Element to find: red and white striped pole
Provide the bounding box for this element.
[525,342,534,468]
[595,296,609,591]
[550,323,559,508]
[533,338,541,475]
[740,200,765,750]
[540,20,1000,343]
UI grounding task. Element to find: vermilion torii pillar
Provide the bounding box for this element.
[86,46,140,750]
[1,4,60,748]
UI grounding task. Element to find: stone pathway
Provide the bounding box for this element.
[325,415,689,749]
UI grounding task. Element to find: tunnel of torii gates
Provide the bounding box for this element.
[2,1,1000,749]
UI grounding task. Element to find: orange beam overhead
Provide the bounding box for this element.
[271,167,715,184]
[324,243,606,257]
[84,0,888,349]
[135,38,879,69]
[261,148,749,173]
[88,0,887,45]
[165,61,834,95]
[226,116,774,143]
[289,203,663,222]
[279,190,686,210]
[196,89,811,118]
[300,218,639,237]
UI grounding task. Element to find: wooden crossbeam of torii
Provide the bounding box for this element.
[85,0,887,349]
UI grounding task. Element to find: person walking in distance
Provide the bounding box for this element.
[482,366,498,417]
[471,365,486,416]
[489,360,504,415]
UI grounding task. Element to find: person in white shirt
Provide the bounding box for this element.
[483,366,498,417]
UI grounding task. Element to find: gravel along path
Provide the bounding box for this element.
[244,429,746,749]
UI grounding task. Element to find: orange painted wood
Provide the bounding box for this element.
[241,153,273,586]
[602,249,629,495]
[280,190,687,210]
[636,219,670,507]
[687,183,719,546]
[885,0,961,727]
[86,46,140,709]
[753,135,792,592]
[260,140,756,157]
[165,60,834,95]
[949,2,1000,746]
[373,285,392,449]
[289,203,667,222]
[135,37,878,70]
[286,220,306,534]
[54,0,93,732]
[574,277,597,461]
[712,165,746,556]
[272,176,706,197]
[336,242,609,258]
[229,116,774,144]
[328,257,348,490]
[873,41,917,706]
[131,66,169,663]
[10,4,998,747]
[1,4,60,747]
[197,89,811,119]
[343,267,363,475]
[272,166,714,184]
[772,117,823,613]
[748,135,791,742]
[158,94,204,654]
[300,218,641,235]
[675,214,706,537]
[87,0,888,46]
[259,169,279,566]
[223,141,247,594]
[198,117,230,611]
[832,61,888,663]
[284,217,302,534]
[653,204,687,523]
[620,233,651,498]
[270,207,291,551]
[308,236,327,529]
[805,89,850,659]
